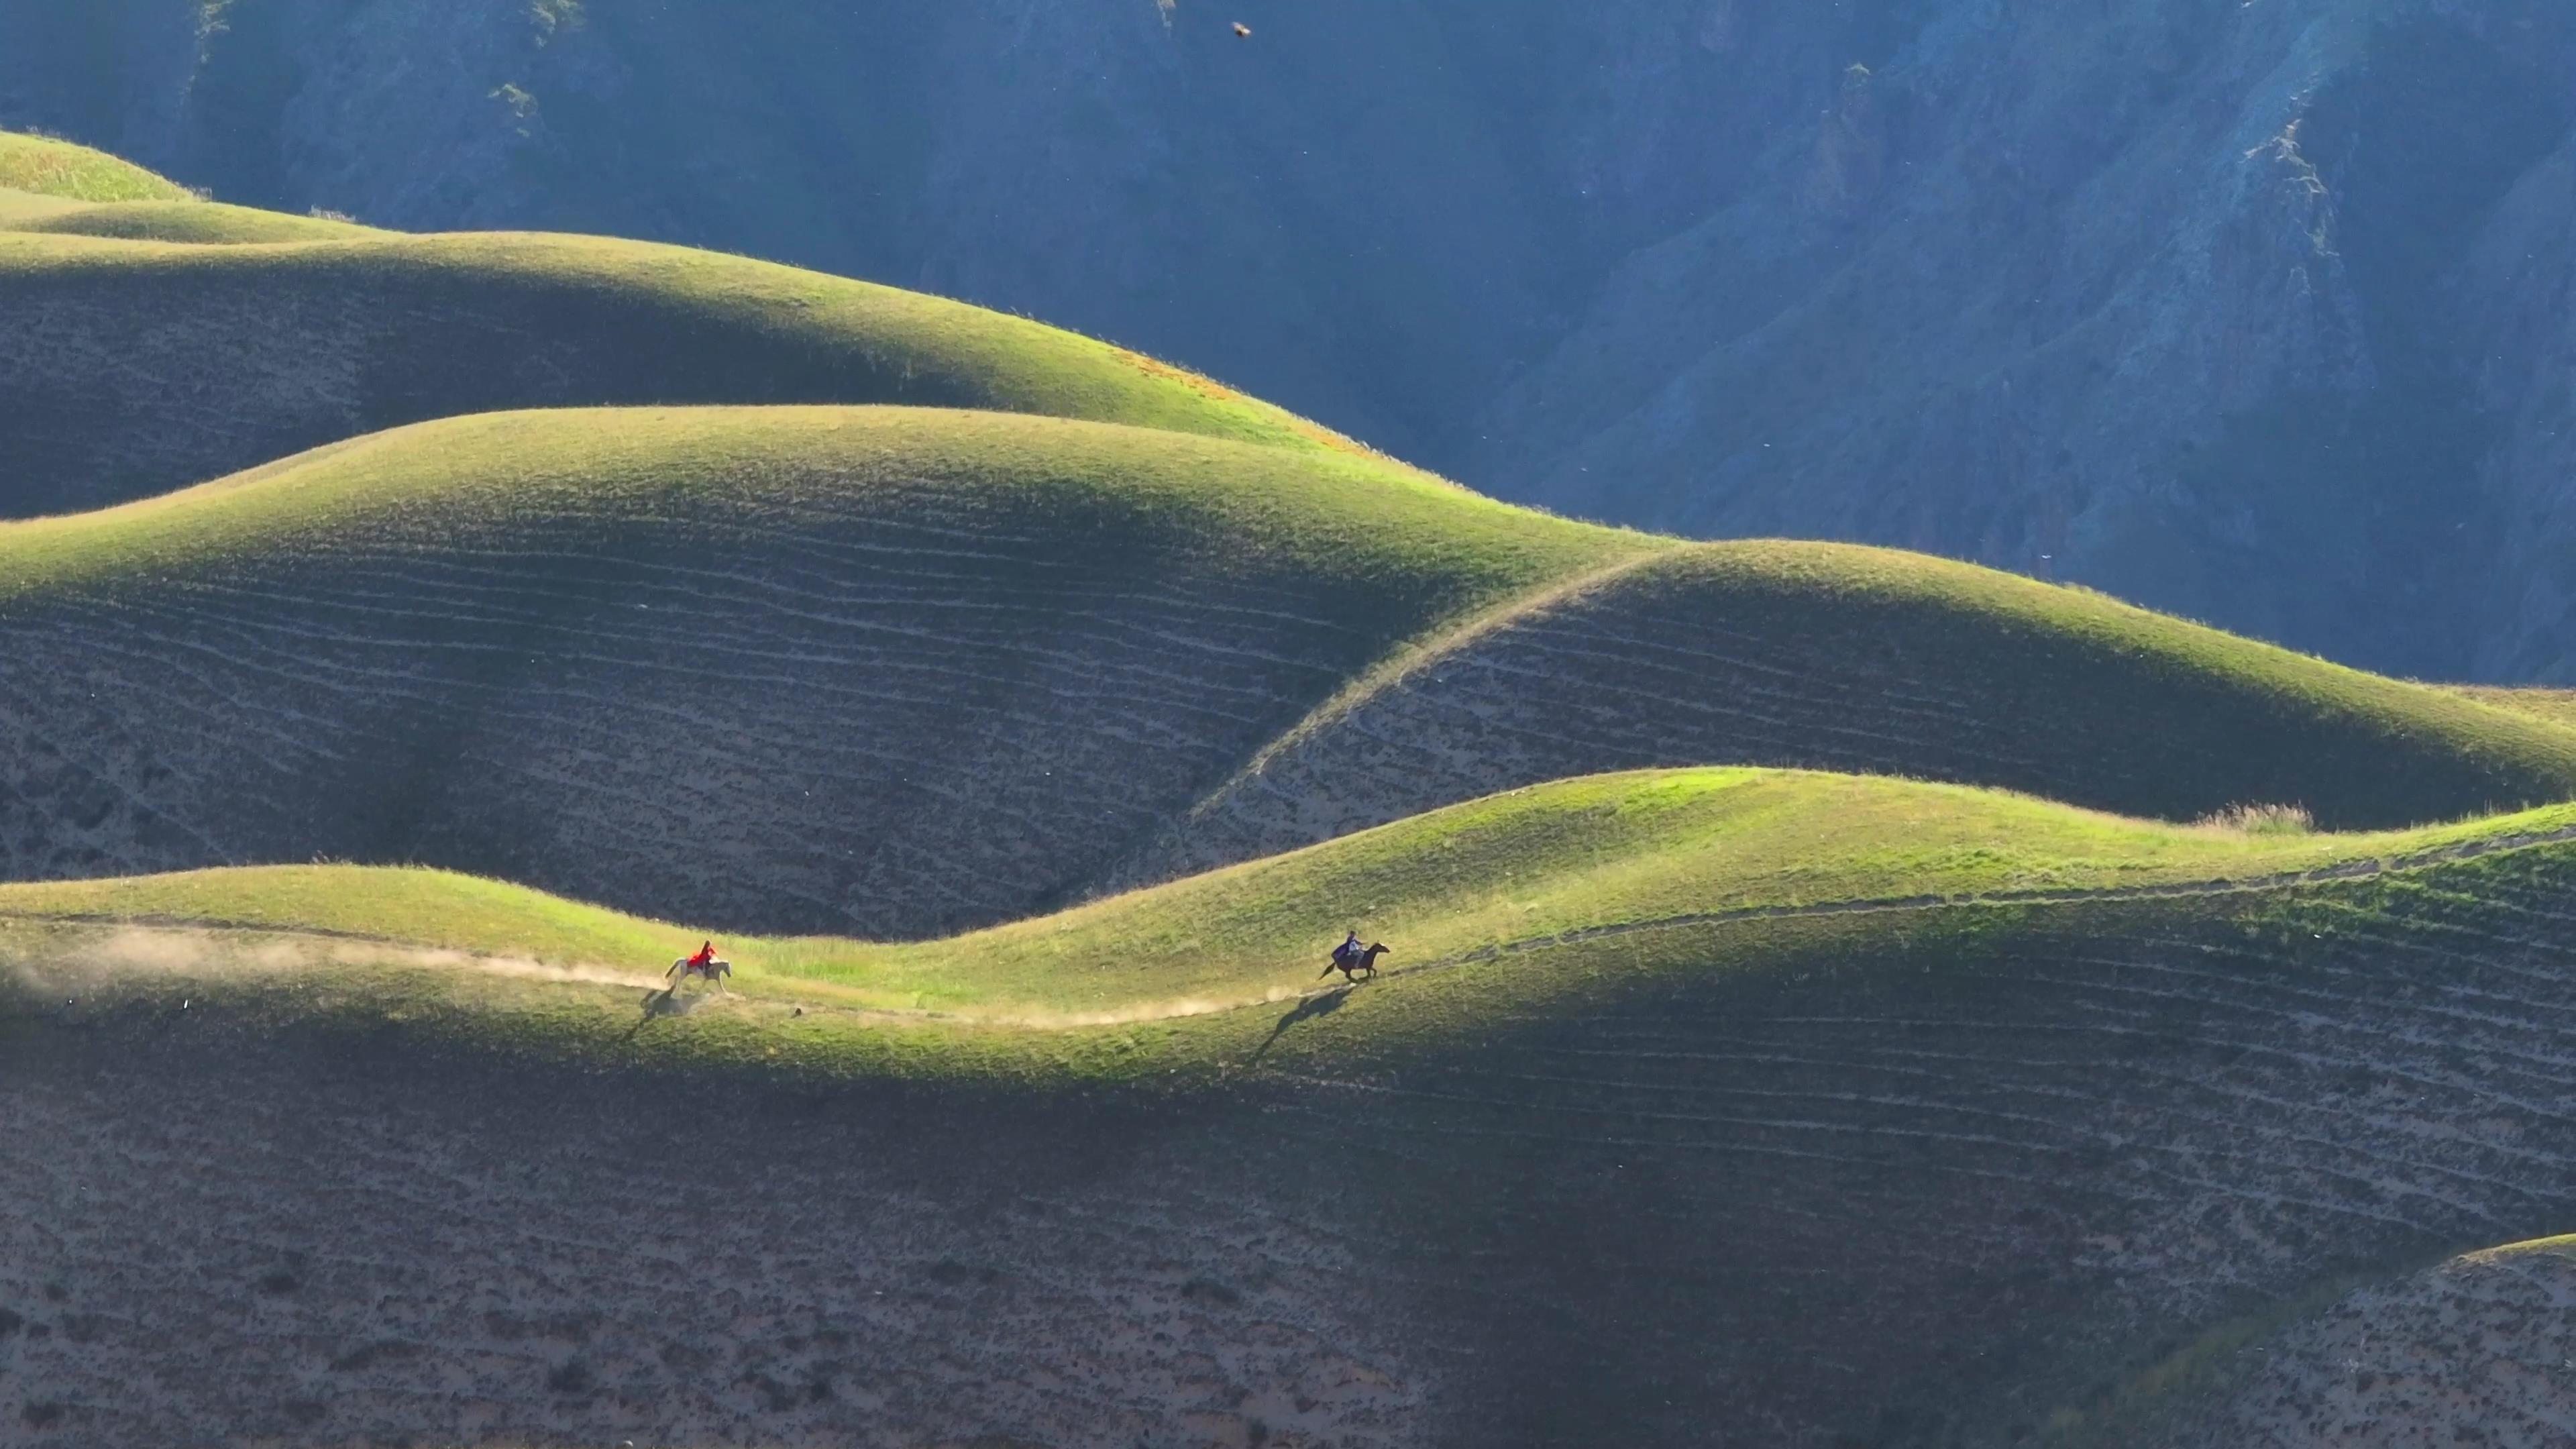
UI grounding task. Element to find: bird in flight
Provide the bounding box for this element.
[1233,21,1252,38]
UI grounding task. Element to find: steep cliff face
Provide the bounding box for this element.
[3,0,2571,678]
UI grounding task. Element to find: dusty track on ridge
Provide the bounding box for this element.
[22,820,2575,1034]
[25,817,2576,1444]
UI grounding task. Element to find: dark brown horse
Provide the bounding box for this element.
[1320,941,1390,983]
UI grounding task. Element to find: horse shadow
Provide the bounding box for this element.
[619,985,704,1041]
[1247,987,1351,1067]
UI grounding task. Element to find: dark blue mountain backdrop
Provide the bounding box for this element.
[7,0,2574,681]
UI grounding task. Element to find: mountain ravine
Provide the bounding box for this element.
[5,0,2574,682]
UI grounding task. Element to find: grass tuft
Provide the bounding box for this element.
[2192,802,2315,836]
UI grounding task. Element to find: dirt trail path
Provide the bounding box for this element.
[12,821,2576,1032]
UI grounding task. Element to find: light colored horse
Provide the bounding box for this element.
[665,955,733,993]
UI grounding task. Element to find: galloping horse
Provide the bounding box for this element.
[665,954,733,993]
[1320,941,1391,983]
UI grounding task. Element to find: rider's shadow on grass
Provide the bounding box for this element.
[619,985,703,1041]
[1247,987,1351,1067]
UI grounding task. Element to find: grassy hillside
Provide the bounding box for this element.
[0,197,386,243]
[0,221,1397,517]
[1129,542,2576,882]
[2445,684,2576,730]
[17,778,2576,1444]
[0,405,1638,939]
[15,127,2576,1449]
[6,405,2576,942]
[10,766,2573,1034]
[0,131,192,203]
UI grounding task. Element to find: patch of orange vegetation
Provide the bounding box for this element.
[1113,346,1392,463]
[1114,345,1245,403]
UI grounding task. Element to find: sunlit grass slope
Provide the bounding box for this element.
[18,765,2576,1445]
[0,406,1638,938]
[0,217,1398,517]
[0,405,1606,605]
[10,767,2570,1038]
[2445,684,2576,731]
[0,197,386,243]
[0,131,192,202]
[1138,543,2576,873]
[5,406,2576,939]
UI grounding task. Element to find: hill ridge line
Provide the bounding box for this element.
[1359,818,2576,989]
[1206,547,1688,779]
[17,816,2576,1033]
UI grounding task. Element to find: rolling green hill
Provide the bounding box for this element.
[7,407,2576,943]
[6,405,2575,942]
[2444,684,2576,731]
[0,405,1635,938]
[0,215,1391,518]
[0,197,386,244]
[9,765,2574,1044]
[10,128,2576,1449]
[0,131,193,203]
[15,774,2576,1444]
[1132,543,2576,880]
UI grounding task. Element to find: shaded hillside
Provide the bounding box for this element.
[2119,1236,2576,1448]
[7,3,2576,678]
[16,800,2576,1443]
[0,218,1371,517]
[0,407,1625,938]
[1126,543,2576,884]
[11,409,2576,939]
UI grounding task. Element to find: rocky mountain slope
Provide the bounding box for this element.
[5,0,2573,680]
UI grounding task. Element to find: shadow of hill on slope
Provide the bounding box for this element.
[9,410,2576,938]
[16,837,2576,1445]
[0,407,1631,939]
[1255,851,2576,1447]
[1118,543,2576,888]
[0,221,1382,518]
